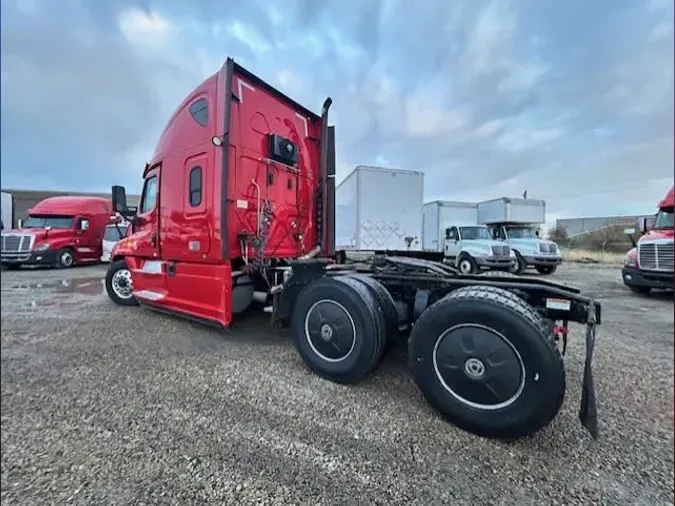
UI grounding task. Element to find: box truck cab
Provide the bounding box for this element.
[478,197,561,275]
[443,225,515,273]
[0,196,111,269]
[423,200,515,274]
[622,186,674,294]
[103,58,605,442]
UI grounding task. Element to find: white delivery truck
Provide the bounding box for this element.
[1,192,12,230]
[477,197,562,275]
[101,221,131,262]
[423,200,516,273]
[336,166,424,251]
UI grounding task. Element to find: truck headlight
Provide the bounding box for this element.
[34,243,51,251]
[623,254,637,267]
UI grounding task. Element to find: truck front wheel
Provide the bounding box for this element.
[510,253,526,275]
[629,286,651,295]
[55,248,75,269]
[536,265,557,275]
[105,259,139,306]
[408,285,565,440]
[457,254,477,274]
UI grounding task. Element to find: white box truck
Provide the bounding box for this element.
[1,192,12,230]
[423,200,516,273]
[336,166,424,251]
[477,197,562,275]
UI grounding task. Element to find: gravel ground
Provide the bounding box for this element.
[1,263,673,505]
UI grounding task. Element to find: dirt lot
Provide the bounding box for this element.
[1,263,673,505]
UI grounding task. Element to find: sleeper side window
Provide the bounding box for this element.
[189,167,202,207]
[140,175,158,213]
[189,98,209,127]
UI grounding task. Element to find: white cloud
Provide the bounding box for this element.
[474,119,504,137]
[462,0,516,76]
[118,7,172,50]
[497,127,563,152]
[648,20,673,42]
[498,61,549,93]
[226,21,273,56]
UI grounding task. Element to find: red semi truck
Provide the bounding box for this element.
[1,196,112,269]
[622,186,674,294]
[105,58,603,440]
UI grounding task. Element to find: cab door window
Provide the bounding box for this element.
[140,175,158,214]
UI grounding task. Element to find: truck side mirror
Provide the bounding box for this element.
[636,217,648,235]
[112,185,128,213]
[17,219,23,228]
[535,229,540,238]
[445,228,451,239]
[624,228,637,247]
[80,219,90,231]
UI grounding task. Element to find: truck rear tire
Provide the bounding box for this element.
[291,276,386,383]
[408,285,565,440]
[105,259,139,307]
[536,265,557,275]
[457,254,478,274]
[344,273,400,353]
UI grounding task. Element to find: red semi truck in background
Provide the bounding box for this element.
[105,58,603,441]
[622,186,674,294]
[0,196,112,269]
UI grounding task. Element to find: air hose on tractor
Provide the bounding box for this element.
[246,199,274,274]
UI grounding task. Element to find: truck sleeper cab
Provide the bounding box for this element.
[106,58,603,442]
[0,196,112,269]
[443,225,515,273]
[622,186,674,294]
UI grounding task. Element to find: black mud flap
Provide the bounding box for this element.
[578,301,599,439]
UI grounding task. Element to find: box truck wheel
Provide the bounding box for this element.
[105,259,139,307]
[56,248,75,268]
[457,254,477,274]
[536,265,557,275]
[291,276,386,383]
[510,252,526,275]
[408,285,565,440]
[343,274,400,354]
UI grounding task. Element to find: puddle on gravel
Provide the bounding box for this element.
[5,277,107,310]
[10,277,105,296]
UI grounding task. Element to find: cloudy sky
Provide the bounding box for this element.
[1,0,673,227]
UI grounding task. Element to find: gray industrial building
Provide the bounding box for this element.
[556,214,654,237]
[1,188,141,228]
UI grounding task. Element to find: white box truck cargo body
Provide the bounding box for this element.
[336,166,424,251]
[423,200,478,252]
[1,192,12,230]
[477,197,546,224]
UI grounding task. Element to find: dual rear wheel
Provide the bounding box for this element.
[291,277,565,439]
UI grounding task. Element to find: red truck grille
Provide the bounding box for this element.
[638,242,674,271]
[1,234,32,253]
